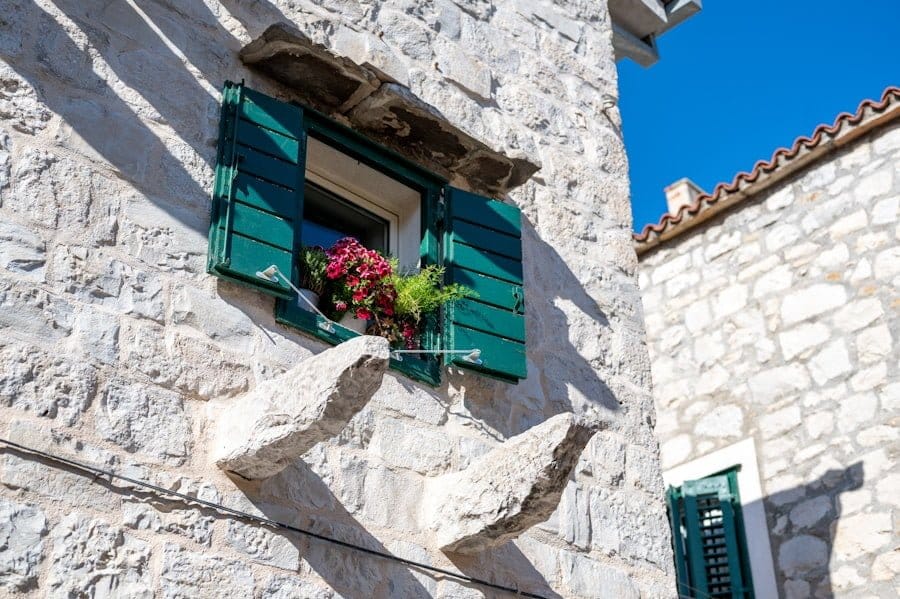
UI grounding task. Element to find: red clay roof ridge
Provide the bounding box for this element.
[634,85,900,253]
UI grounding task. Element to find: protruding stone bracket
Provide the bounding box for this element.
[211,335,390,480]
[422,413,599,554]
[239,23,541,195]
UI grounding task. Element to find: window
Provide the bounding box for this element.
[207,81,527,384]
[667,469,755,599]
[663,439,778,599]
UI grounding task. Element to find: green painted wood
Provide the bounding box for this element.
[720,500,746,598]
[450,325,527,380]
[237,122,300,163]
[236,145,298,189]
[229,202,294,251]
[239,87,302,138]
[666,488,692,599]
[682,492,711,597]
[447,187,521,237]
[213,233,293,293]
[450,267,523,312]
[450,243,523,284]
[208,81,303,299]
[444,186,526,382]
[452,220,521,260]
[453,298,525,342]
[232,173,296,217]
[675,473,755,599]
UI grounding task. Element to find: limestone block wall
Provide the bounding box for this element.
[0,1,673,597]
[639,121,900,597]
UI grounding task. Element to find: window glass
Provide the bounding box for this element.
[302,181,389,253]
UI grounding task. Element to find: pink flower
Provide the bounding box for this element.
[356,308,372,320]
[334,300,348,312]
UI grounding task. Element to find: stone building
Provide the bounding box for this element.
[0,1,700,597]
[637,87,900,597]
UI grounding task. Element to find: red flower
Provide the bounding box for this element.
[356,308,372,320]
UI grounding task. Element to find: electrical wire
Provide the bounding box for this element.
[0,437,549,599]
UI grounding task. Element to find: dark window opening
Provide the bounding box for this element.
[302,181,389,253]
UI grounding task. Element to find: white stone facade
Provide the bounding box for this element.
[0,1,673,597]
[640,115,900,596]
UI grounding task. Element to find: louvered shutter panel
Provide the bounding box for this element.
[667,486,693,598]
[668,474,753,598]
[208,81,304,298]
[443,186,526,382]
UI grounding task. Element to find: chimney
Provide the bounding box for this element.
[664,178,705,214]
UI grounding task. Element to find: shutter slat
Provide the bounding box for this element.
[453,298,525,342]
[452,220,521,260]
[208,81,303,298]
[237,145,298,189]
[237,122,300,163]
[232,173,296,217]
[448,187,521,237]
[452,325,527,380]
[450,267,523,312]
[239,88,302,138]
[228,202,294,251]
[444,186,526,382]
[451,243,523,284]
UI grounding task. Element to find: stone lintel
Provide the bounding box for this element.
[239,23,540,195]
[424,413,599,554]
[212,335,389,480]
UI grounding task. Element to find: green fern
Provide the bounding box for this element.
[389,263,474,323]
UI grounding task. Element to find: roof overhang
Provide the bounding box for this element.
[635,87,900,256]
[610,0,702,67]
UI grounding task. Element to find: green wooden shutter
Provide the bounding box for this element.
[207,81,305,298]
[443,187,526,382]
[667,473,754,598]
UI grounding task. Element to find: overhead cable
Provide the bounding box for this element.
[0,437,548,599]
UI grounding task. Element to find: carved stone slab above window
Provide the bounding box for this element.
[240,23,540,195]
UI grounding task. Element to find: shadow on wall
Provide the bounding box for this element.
[10,0,624,436]
[762,461,864,599]
[448,219,620,440]
[2,3,609,596]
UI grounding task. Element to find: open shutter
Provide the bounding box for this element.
[667,487,693,598]
[208,81,305,298]
[443,187,526,382]
[668,474,753,599]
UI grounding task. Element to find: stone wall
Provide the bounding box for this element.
[639,119,900,596]
[0,1,673,597]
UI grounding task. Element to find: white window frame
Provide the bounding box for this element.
[663,438,779,598]
[305,137,421,270]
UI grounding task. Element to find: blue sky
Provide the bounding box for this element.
[618,0,900,233]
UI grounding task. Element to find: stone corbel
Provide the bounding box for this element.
[422,413,598,554]
[211,335,389,480]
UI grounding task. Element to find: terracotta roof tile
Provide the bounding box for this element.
[634,85,900,252]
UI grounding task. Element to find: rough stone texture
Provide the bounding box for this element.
[160,543,256,598]
[48,513,152,599]
[0,0,672,596]
[641,118,900,596]
[0,497,46,591]
[213,335,390,479]
[97,378,192,465]
[424,413,597,554]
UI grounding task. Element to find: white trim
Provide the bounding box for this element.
[305,137,421,269]
[663,438,779,599]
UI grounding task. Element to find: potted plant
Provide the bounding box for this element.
[296,246,328,312]
[383,263,473,350]
[325,237,395,334]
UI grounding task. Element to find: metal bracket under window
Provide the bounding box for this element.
[256,264,481,364]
